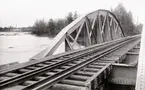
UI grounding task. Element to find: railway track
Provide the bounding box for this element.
[0,35,140,90]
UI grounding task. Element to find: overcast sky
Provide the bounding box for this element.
[0,0,144,27]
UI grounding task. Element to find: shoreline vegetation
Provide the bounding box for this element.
[0,3,143,37]
[31,11,79,37]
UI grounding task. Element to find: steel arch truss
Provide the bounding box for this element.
[31,9,125,60]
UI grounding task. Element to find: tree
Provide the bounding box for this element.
[47,19,56,35]
[32,19,47,35]
[55,19,66,34]
[135,23,143,33]
[73,11,79,20]
[66,12,74,25]
[111,3,135,36]
[0,27,3,31]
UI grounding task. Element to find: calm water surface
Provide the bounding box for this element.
[0,32,64,65]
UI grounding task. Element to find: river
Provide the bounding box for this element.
[0,32,65,65]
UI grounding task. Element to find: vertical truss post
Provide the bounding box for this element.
[85,16,93,46]
[106,14,111,41]
[98,14,104,43]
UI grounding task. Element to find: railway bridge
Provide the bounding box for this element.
[0,10,143,90]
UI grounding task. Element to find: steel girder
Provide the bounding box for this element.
[31,9,125,60]
[109,64,137,85]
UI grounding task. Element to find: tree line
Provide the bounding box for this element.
[32,3,143,37]
[111,3,143,36]
[32,12,79,36]
[1,3,142,36]
[0,26,15,32]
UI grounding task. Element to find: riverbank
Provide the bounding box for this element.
[0,32,55,65]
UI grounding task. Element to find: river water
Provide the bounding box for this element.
[0,32,65,65]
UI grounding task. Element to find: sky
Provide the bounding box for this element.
[0,0,144,27]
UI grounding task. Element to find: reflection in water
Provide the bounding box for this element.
[0,32,64,65]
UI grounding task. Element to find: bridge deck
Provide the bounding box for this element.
[0,35,141,90]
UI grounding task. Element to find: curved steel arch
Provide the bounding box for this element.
[31,9,125,60]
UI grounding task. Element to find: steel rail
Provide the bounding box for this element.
[0,35,127,75]
[0,35,139,75]
[0,40,115,76]
[20,36,138,90]
[0,37,128,89]
[26,36,138,90]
